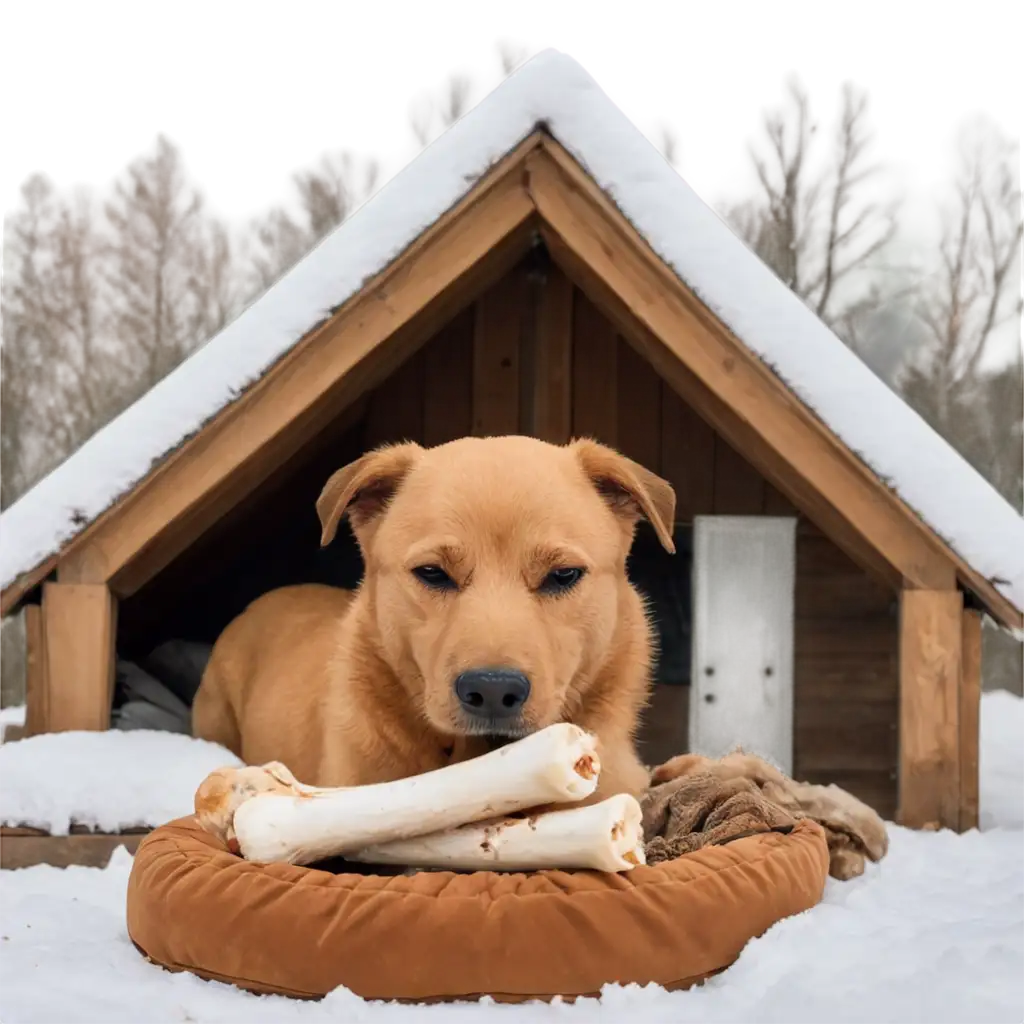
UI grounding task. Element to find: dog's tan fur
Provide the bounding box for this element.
[192,435,676,801]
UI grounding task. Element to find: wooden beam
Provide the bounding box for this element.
[22,135,541,606]
[526,142,994,610]
[473,268,525,436]
[898,589,962,830]
[23,604,48,736]
[41,582,117,733]
[958,608,982,832]
[0,827,147,869]
[529,263,574,443]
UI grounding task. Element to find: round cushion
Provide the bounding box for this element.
[127,815,829,1002]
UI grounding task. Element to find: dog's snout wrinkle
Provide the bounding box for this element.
[454,667,531,720]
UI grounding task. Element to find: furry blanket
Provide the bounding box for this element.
[643,752,889,880]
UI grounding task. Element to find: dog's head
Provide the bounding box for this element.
[317,436,675,744]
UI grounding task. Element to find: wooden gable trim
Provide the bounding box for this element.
[525,139,1021,630]
[0,133,543,614]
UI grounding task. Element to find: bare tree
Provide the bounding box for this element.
[901,115,1019,507]
[727,80,897,336]
[410,73,474,148]
[247,151,379,294]
[657,127,680,168]
[498,40,530,77]
[2,138,244,512]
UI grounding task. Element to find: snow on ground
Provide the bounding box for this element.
[0,730,240,834]
[980,688,1024,831]
[1,691,1022,1024]
[0,704,26,742]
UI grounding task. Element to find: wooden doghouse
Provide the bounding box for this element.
[2,52,1021,841]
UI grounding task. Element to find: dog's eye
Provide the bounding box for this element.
[412,565,457,591]
[539,567,586,595]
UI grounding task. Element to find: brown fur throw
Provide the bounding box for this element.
[643,751,889,880]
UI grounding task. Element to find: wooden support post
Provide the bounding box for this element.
[23,604,48,735]
[898,589,962,830]
[530,263,574,444]
[42,582,117,733]
[958,608,982,832]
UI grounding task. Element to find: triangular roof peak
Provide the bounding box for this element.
[1,51,1021,625]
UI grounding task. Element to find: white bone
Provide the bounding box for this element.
[349,793,646,873]
[196,723,600,866]
[193,761,304,848]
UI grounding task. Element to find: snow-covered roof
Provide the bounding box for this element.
[1,50,1022,614]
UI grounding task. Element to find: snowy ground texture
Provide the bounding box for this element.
[1,692,1022,1023]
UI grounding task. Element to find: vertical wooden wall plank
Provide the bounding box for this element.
[531,265,574,444]
[764,483,799,515]
[473,270,524,436]
[793,526,899,820]
[616,338,662,471]
[423,307,474,446]
[572,291,618,445]
[364,349,426,448]
[660,382,715,522]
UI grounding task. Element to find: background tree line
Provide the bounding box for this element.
[2,47,1021,703]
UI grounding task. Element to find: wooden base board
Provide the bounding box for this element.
[1,826,149,869]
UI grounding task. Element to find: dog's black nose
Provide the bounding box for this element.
[454,668,531,719]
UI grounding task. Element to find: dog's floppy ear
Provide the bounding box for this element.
[571,438,676,553]
[316,443,423,546]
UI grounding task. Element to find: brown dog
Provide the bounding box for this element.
[192,435,676,801]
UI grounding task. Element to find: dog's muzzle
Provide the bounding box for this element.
[453,667,533,745]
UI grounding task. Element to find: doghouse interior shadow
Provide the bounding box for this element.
[115,418,694,765]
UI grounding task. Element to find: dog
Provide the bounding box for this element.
[192,435,676,802]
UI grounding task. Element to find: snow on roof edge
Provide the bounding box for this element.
[1,50,1021,614]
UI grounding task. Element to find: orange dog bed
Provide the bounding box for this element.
[126,814,828,1002]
